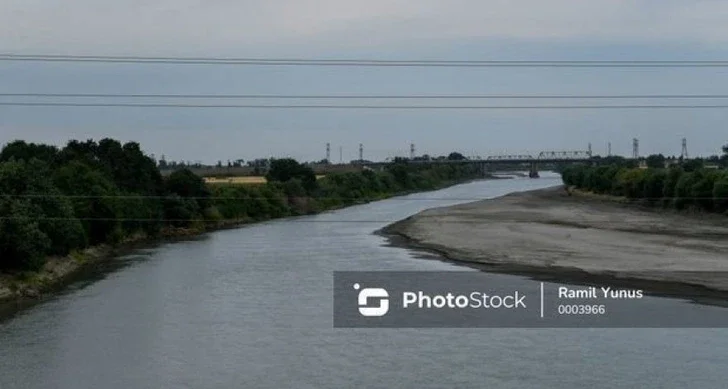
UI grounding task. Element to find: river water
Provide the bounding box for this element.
[1,174,727,389]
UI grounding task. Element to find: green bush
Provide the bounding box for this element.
[0,199,52,271]
[0,139,484,272]
[561,161,728,215]
[713,173,728,213]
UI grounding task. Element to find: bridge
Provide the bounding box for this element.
[421,150,593,164]
[357,149,589,165]
[162,150,593,178]
[358,150,593,177]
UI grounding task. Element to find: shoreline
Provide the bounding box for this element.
[379,185,728,301]
[0,175,497,307]
[0,218,250,305]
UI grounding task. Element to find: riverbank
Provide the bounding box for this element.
[0,218,246,304]
[381,185,728,296]
[0,174,500,305]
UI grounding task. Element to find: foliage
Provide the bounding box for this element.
[712,172,728,213]
[0,140,60,165]
[681,158,704,173]
[0,139,482,272]
[265,158,318,194]
[561,160,728,214]
[447,152,467,161]
[645,154,666,169]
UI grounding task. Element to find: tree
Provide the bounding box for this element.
[614,169,647,198]
[595,156,633,168]
[447,152,467,161]
[0,140,59,164]
[53,161,122,245]
[165,168,211,208]
[265,158,318,193]
[691,171,718,211]
[642,169,667,202]
[645,154,666,169]
[0,158,86,257]
[720,144,728,167]
[681,158,704,173]
[674,172,699,209]
[713,172,728,213]
[662,167,683,199]
[0,198,52,271]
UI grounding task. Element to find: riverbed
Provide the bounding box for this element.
[383,181,728,294]
[1,174,727,389]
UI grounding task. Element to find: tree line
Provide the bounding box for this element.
[561,150,728,214]
[0,139,482,272]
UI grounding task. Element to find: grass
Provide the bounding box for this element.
[69,250,89,264]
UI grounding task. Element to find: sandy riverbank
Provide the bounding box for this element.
[382,186,728,294]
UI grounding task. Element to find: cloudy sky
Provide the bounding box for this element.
[2,0,728,163]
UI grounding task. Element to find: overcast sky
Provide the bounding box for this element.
[2,0,728,163]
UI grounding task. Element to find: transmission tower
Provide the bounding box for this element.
[410,143,415,160]
[588,143,592,157]
[326,143,331,162]
[632,138,639,159]
[607,142,611,156]
[681,138,689,159]
[339,146,342,164]
[359,143,363,162]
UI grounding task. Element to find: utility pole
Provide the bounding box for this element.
[607,143,611,157]
[681,138,689,159]
[326,143,331,163]
[359,143,363,162]
[410,143,415,160]
[339,146,342,164]
[588,143,592,157]
[632,138,639,159]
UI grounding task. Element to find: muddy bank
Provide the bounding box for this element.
[381,186,728,294]
[0,219,249,305]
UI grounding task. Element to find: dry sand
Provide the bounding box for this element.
[382,186,728,293]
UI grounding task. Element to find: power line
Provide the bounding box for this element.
[3,102,728,109]
[0,193,540,201]
[5,93,728,99]
[3,54,728,67]
[1,194,725,201]
[0,213,726,223]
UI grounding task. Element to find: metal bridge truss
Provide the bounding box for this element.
[535,150,591,160]
[483,150,591,161]
[486,154,534,161]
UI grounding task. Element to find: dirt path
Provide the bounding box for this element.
[382,186,728,292]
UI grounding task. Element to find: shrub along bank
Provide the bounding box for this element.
[561,162,728,214]
[0,139,483,273]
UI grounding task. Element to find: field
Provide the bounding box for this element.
[204,176,267,185]
[204,176,325,185]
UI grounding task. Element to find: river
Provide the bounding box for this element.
[1,174,727,389]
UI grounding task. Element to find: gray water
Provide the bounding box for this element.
[1,175,727,389]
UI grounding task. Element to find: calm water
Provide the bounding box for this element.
[1,174,727,389]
